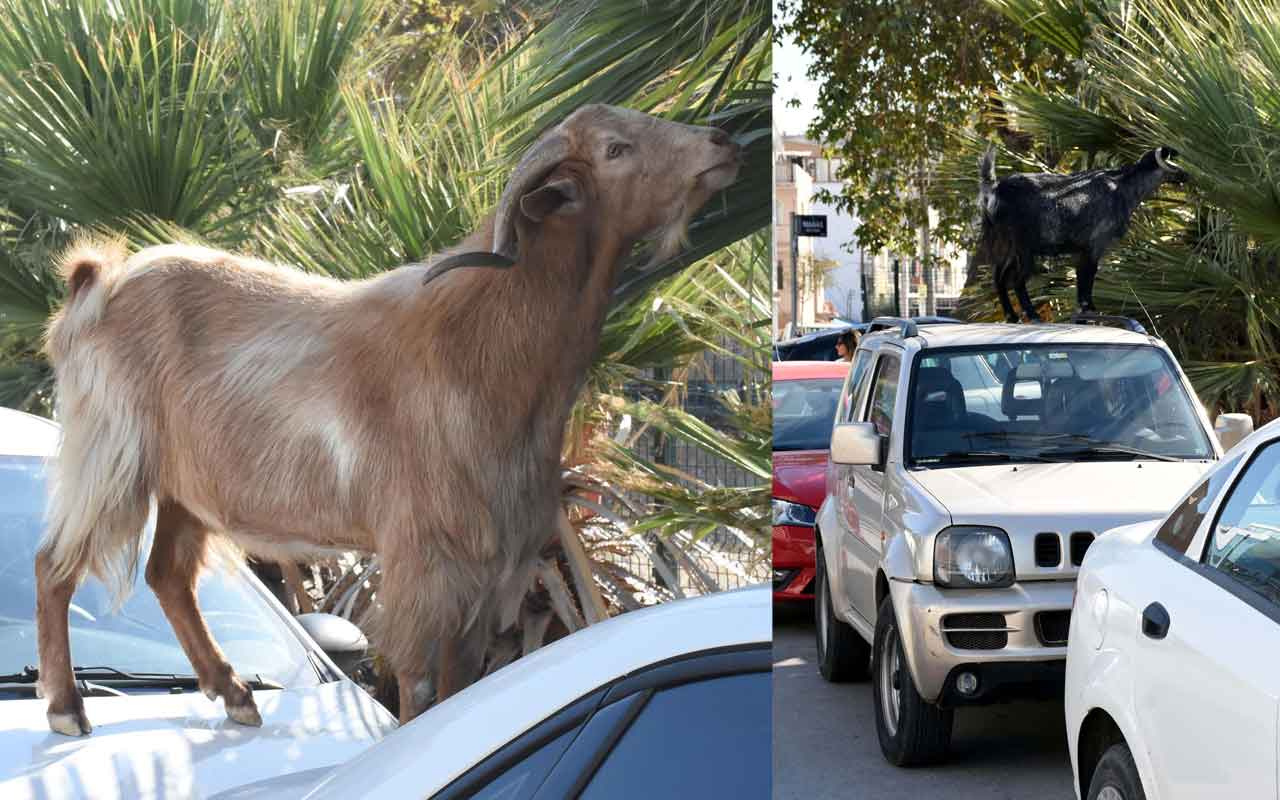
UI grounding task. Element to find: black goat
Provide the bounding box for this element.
[976,146,1181,321]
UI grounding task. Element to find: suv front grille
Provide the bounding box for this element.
[1035,610,1072,646]
[942,612,1008,650]
[1070,532,1095,565]
[1034,533,1061,567]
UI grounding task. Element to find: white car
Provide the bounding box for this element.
[213,585,772,799]
[0,407,398,799]
[814,317,1223,766]
[1066,417,1280,800]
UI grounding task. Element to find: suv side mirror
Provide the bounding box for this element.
[1215,413,1254,453]
[296,612,368,675]
[831,422,883,467]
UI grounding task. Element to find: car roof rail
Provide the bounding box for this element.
[1068,313,1148,335]
[867,316,918,338]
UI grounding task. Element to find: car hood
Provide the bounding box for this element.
[0,680,397,800]
[910,460,1212,579]
[911,461,1210,520]
[773,450,828,510]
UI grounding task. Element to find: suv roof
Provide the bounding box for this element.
[862,321,1155,351]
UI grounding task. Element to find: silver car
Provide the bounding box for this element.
[812,317,1221,766]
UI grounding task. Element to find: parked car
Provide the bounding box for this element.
[773,360,850,603]
[812,317,1223,766]
[211,586,772,799]
[1065,417,1280,800]
[773,316,961,362]
[0,407,398,799]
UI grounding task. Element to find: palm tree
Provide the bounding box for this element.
[965,0,1280,419]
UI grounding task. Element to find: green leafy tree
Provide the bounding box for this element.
[779,0,1072,309]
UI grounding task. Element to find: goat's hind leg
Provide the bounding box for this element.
[146,501,261,726]
[993,265,1018,323]
[1014,251,1042,322]
[36,549,92,736]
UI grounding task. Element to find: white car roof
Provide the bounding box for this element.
[301,586,771,799]
[0,406,59,457]
[864,321,1156,351]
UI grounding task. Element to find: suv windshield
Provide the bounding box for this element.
[907,344,1213,466]
[0,455,322,691]
[773,377,843,451]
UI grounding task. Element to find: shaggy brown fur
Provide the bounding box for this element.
[36,104,741,735]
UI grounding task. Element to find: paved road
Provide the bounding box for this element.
[773,608,1076,800]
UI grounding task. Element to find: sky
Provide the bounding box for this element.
[773,3,819,138]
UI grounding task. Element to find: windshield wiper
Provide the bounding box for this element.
[1037,444,1184,462]
[970,432,1189,462]
[915,450,1061,466]
[0,665,283,694]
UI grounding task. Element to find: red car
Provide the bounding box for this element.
[772,360,850,604]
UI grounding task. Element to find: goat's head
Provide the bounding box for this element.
[1146,146,1186,181]
[492,104,741,267]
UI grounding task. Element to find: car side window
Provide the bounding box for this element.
[1203,442,1280,607]
[866,353,901,438]
[839,350,873,423]
[579,671,770,798]
[1154,452,1242,553]
[470,726,579,800]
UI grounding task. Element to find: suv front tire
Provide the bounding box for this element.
[873,595,953,766]
[814,543,870,682]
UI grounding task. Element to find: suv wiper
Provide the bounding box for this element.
[915,450,1061,465]
[971,432,1186,462]
[1037,444,1183,463]
[0,665,283,694]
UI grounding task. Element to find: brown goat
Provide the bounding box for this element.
[36,104,741,736]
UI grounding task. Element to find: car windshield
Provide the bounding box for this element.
[0,455,321,691]
[907,344,1214,466]
[773,378,843,451]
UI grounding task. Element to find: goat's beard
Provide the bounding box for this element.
[641,197,694,271]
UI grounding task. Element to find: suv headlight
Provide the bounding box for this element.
[772,498,816,527]
[934,526,1014,588]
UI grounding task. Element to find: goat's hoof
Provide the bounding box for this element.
[1004,315,1020,324]
[226,701,263,727]
[47,704,92,737]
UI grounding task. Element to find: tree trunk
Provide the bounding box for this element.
[919,160,936,316]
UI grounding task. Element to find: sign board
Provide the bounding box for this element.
[794,214,827,237]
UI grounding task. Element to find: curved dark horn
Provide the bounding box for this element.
[492,131,570,259]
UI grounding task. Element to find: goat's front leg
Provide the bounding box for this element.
[395,664,430,724]
[36,549,92,736]
[1077,253,1100,313]
[146,501,261,727]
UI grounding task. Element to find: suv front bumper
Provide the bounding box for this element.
[887,578,1074,704]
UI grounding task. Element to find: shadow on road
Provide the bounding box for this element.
[773,606,1075,800]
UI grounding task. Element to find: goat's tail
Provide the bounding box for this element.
[977,145,998,220]
[41,236,149,606]
[46,238,129,357]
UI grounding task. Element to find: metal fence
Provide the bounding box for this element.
[609,340,770,597]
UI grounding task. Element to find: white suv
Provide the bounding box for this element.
[812,317,1221,766]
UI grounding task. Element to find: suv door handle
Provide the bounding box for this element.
[1141,602,1170,640]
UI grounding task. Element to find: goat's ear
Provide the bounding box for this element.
[520,178,581,222]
